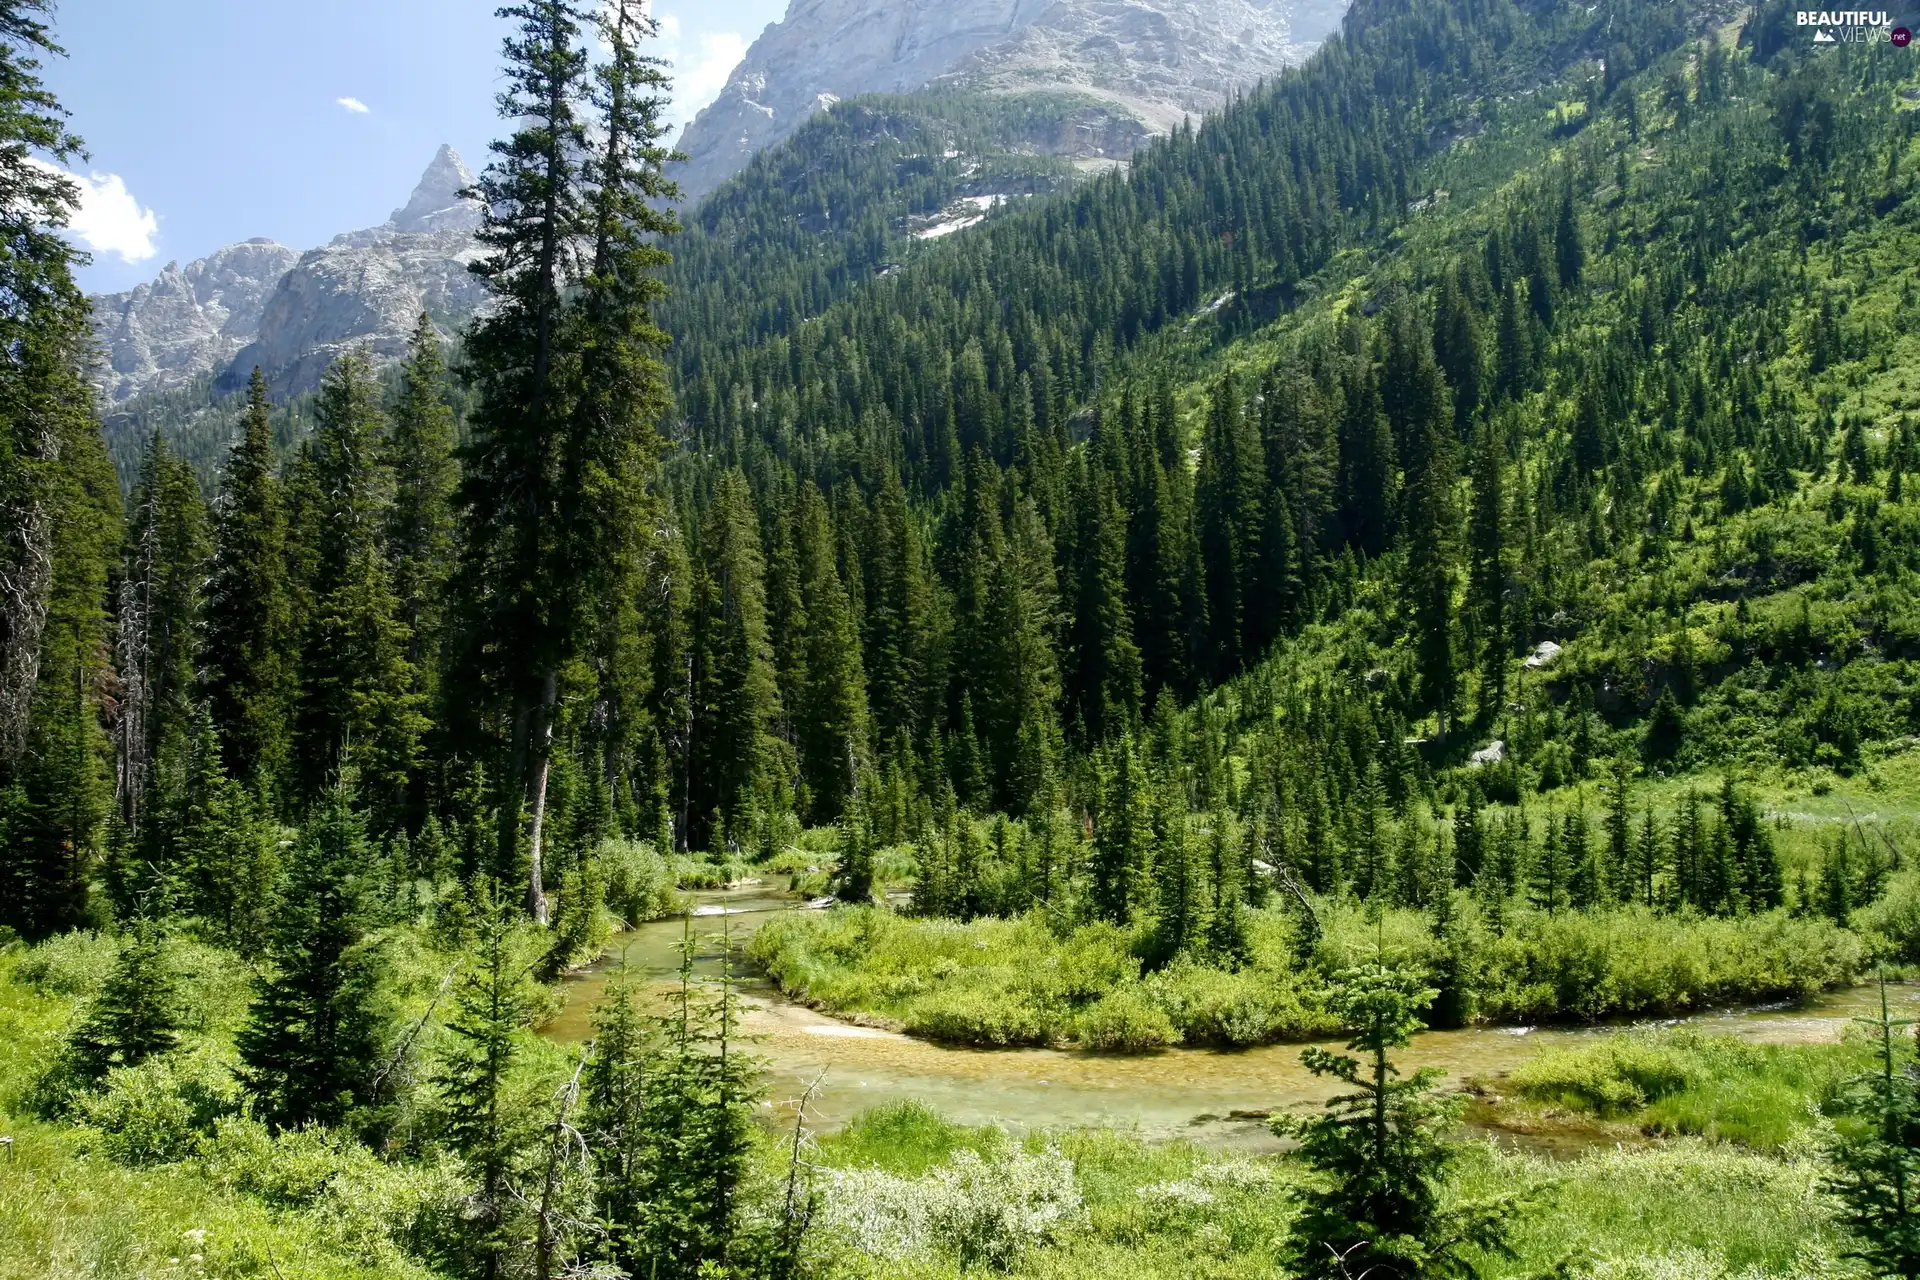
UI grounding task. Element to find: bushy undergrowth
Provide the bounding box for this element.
[600,837,681,925]
[812,1105,1853,1280]
[750,901,1864,1050]
[1507,1031,1871,1150]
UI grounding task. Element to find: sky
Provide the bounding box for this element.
[42,0,785,295]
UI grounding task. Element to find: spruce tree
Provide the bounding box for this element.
[63,918,181,1083]
[1092,735,1149,925]
[1196,373,1265,676]
[0,4,117,940]
[792,482,869,823]
[456,0,676,921]
[1276,963,1520,1279]
[439,883,543,1279]
[687,472,783,850]
[1466,416,1509,711]
[385,314,459,711]
[293,351,423,823]
[1066,461,1141,744]
[1824,978,1920,1277]
[238,780,392,1131]
[115,431,209,834]
[202,368,295,794]
[0,0,102,774]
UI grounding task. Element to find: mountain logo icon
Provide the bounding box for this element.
[1813,26,1837,39]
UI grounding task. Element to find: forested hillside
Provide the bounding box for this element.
[11,0,1920,1274]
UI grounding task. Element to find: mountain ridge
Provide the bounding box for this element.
[671,0,1348,203]
[89,144,485,404]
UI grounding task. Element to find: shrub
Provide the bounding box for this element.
[600,838,679,927]
[1856,870,1920,963]
[72,1043,242,1164]
[904,984,1053,1046]
[823,1143,1083,1268]
[1510,1035,1697,1115]
[1078,987,1177,1051]
[16,931,117,998]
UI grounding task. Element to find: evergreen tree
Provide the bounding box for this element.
[456,0,676,920]
[687,472,783,849]
[385,313,460,712]
[792,482,869,823]
[62,918,181,1083]
[0,0,101,775]
[1092,735,1149,925]
[114,431,209,834]
[1466,417,1509,710]
[1276,963,1519,1279]
[202,368,296,794]
[293,351,423,823]
[238,780,393,1131]
[1824,978,1920,1278]
[1196,374,1265,676]
[1066,461,1142,744]
[439,883,543,1279]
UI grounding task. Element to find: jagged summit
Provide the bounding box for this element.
[90,144,486,403]
[386,144,481,234]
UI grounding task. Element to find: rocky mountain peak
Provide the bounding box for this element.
[386,144,481,234]
[89,144,486,404]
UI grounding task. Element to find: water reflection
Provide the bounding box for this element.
[545,888,1920,1152]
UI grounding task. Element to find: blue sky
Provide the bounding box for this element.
[43,0,784,294]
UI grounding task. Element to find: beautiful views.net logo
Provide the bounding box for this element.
[1796,10,1912,42]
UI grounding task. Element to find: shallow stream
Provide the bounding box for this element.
[543,886,1920,1151]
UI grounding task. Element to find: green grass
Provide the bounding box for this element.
[0,944,450,1280]
[1505,1030,1872,1151]
[805,1106,1859,1280]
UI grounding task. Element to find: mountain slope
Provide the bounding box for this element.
[671,0,1347,202]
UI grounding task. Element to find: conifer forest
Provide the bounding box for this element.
[12,0,1920,1274]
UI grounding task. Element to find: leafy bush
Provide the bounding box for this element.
[904,984,1053,1047]
[1143,958,1336,1046]
[1510,1035,1698,1115]
[72,1043,242,1164]
[1856,870,1920,963]
[753,902,1863,1049]
[600,837,680,927]
[200,1116,469,1263]
[1077,987,1177,1052]
[1477,908,1862,1022]
[16,931,117,998]
[823,1143,1084,1268]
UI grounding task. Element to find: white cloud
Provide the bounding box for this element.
[28,160,159,264]
[610,5,747,131]
[668,29,747,130]
[337,96,370,114]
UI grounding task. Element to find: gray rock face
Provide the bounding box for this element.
[672,0,1349,202]
[944,0,1352,133]
[387,143,484,234]
[219,224,488,397]
[89,146,487,402]
[90,238,302,403]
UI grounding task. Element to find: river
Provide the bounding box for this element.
[543,886,1920,1151]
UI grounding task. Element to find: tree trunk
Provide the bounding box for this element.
[525,667,558,925]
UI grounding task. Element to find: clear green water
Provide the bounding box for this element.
[544,887,1920,1151]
